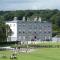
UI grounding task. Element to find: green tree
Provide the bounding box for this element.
[55,16,60,27]
[0,23,12,42]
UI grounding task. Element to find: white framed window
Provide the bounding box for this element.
[45,36,47,40]
[19,36,21,40]
[23,36,25,40]
[40,30,41,31]
[14,24,15,26]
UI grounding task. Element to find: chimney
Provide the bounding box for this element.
[34,17,37,21]
[27,17,30,21]
[38,17,41,22]
[23,16,25,21]
[13,17,17,20]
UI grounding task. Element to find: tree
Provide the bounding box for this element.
[0,23,12,42]
[4,13,14,21]
[55,16,60,27]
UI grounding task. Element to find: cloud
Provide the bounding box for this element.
[0,0,60,10]
[0,0,44,3]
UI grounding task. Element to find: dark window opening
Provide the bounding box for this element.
[34,36,37,39]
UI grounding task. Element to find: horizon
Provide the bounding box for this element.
[0,8,59,11]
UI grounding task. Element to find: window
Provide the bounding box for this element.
[19,36,21,39]
[48,26,50,27]
[34,21,37,23]
[23,31,25,33]
[14,24,15,26]
[19,31,21,33]
[40,30,41,31]
[19,24,21,26]
[34,36,37,39]
[48,31,51,33]
[29,30,32,32]
[29,27,32,29]
[39,31,41,33]
[39,27,42,29]
[19,29,21,31]
[44,32,47,33]
[23,36,25,40]
[34,32,36,34]
[28,31,31,33]
[29,24,31,26]
[23,24,25,26]
[49,36,50,40]
[34,27,37,29]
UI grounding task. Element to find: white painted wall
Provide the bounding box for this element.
[52,37,60,42]
[6,21,17,41]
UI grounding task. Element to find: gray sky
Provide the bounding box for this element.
[0,0,60,11]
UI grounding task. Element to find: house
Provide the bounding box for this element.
[6,17,52,42]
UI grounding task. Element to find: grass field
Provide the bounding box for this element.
[0,48,60,60]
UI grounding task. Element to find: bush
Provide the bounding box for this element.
[11,42,60,48]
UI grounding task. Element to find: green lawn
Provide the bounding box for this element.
[0,48,60,60]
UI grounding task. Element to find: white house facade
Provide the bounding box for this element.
[6,17,17,41]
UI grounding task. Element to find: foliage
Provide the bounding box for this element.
[11,42,60,48]
[28,42,60,48]
[0,23,12,42]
